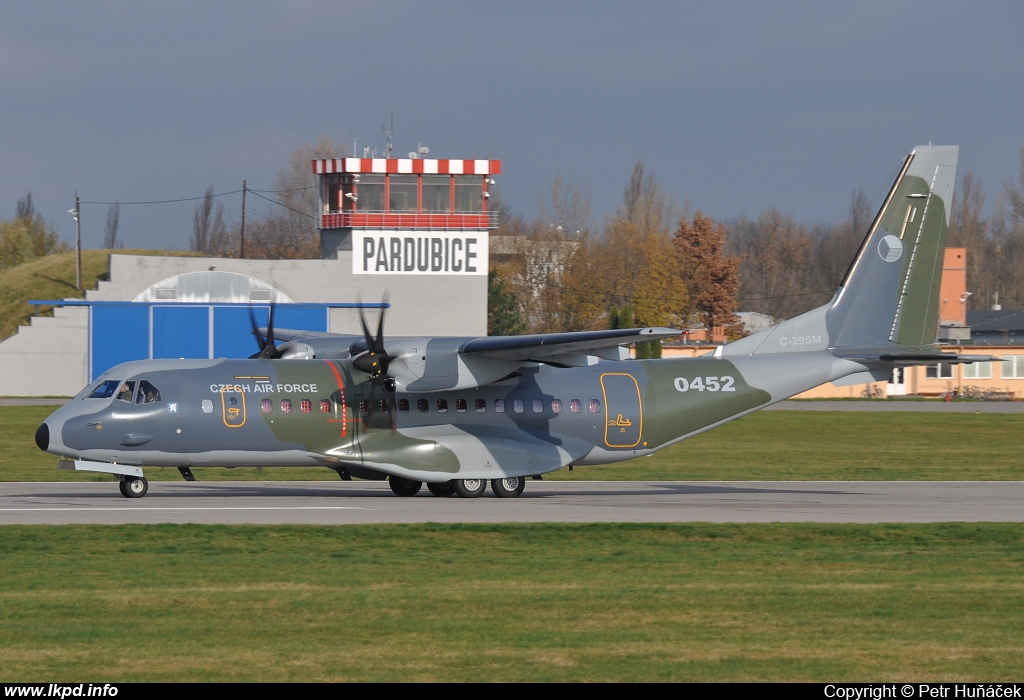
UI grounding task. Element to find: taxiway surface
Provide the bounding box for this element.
[1,480,1021,525]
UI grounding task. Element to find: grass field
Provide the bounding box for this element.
[7,405,1023,482]
[1,523,1021,682]
[7,406,1021,681]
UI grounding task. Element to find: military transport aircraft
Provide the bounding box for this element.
[36,145,984,499]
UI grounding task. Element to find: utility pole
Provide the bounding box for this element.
[240,180,247,259]
[73,191,82,291]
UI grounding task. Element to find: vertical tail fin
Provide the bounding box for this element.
[827,144,959,351]
[724,145,958,357]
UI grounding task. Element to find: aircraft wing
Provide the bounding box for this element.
[460,327,682,364]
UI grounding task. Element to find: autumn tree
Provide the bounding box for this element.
[673,211,741,336]
[13,192,65,259]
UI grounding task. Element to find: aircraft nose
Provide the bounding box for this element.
[35,422,49,451]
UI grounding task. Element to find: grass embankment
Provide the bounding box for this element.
[0,249,196,342]
[6,406,1022,482]
[0,523,1021,682]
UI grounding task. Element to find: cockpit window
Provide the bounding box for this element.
[87,380,121,399]
[135,380,161,404]
[116,381,136,403]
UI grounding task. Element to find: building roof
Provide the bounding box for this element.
[313,158,500,175]
[965,309,1024,345]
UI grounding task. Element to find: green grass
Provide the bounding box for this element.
[0,249,197,342]
[0,523,1021,682]
[8,406,1024,482]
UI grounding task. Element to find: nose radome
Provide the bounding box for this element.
[35,423,49,451]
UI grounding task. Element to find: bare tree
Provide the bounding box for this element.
[192,187,226,254]
[619,160,677,234]
[241,135,349,259]
[537,173,591,238]
[104,203,121,248]
[15,192,33,221]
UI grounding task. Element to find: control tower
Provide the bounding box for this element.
[312,157,501,266]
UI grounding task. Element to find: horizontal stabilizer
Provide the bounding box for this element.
[837,352,1000,365]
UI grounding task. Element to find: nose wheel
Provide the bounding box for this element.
[119,476,149,498]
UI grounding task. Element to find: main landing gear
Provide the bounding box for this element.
[118,476,149,499]
[389,476,526,499]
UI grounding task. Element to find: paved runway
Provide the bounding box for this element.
[1,480,1021,525]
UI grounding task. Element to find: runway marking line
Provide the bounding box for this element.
[0,506,377,512]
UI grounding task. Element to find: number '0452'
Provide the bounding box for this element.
[674,376,736,392]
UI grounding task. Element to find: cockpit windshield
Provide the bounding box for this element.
[85,379,121,399]
[116,381,136,402]
[135,380,161,404]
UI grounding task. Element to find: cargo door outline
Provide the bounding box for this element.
[221,388,246,428]
[600,373,642,448]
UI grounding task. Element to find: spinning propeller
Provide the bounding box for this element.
[351,296,396,391]
[248,304,283,360]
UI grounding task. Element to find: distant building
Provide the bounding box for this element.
[0,156,501,396]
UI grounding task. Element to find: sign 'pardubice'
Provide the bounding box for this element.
[353,231,488,275]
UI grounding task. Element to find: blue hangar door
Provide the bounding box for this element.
[90,305,328,380]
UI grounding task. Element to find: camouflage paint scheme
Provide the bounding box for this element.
[38,146,978,497]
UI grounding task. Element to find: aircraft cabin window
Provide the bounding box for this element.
[136,380,161,404]
[417,399,429,413]
[513,399,524,413]
[359,400,370,414]
[261,399,273,414]
[116,381,136,402]
[320,399,332,413]
[281,399,293,414]
[532,399,543,413]
[570,399,582,414]
[437,399,448,413]
[398,399,410,413]
[494,399,505,413]
[551,399,562,414]
[300,399,312,414]
[475,398,486,413]
[378,399,390,413]
[456,399,467,412]
[589,399,601,414]
[201,399,214,414]
[87,380,121,399]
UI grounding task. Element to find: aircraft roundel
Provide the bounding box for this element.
[878,235,904,263]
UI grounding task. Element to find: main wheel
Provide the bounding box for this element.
[490,476,525,498]
[453,478,487,498]
[120,476,148,499]
[388,476,422,496]
[427,480,457,497]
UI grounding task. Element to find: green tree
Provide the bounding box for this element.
[488,269,526,336]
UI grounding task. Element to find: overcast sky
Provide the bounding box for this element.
[4,1,1023,250]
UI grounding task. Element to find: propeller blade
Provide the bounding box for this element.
[258,303,280,359]
[248,304,282,360]
[351,296,392,377]
[248,305,267,354]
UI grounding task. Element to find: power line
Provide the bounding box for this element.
[245,189,316,220]
[81,189,243,206]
